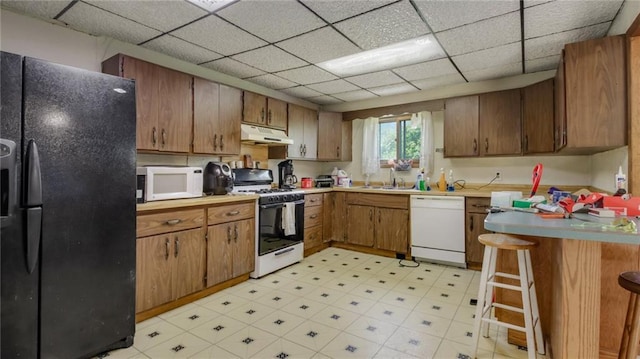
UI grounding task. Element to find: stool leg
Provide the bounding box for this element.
[524,250,545,355]
[623,293,640,359]
[517,250,537,359]
[619,292,634,359]
[472,245,494,359]
[483,246,498,338]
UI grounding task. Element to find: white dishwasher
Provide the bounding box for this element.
[410,195,466,267]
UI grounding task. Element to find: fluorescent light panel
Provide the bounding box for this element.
[318,35,445,77]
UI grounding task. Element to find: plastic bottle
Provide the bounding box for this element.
[331,167,339,186]
[438,168,446,191]
[615,166,627,191]
[447,169,455,192]
[425,176,431,191]
[417,168,425,191]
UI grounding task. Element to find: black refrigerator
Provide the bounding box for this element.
[0,52,137,358]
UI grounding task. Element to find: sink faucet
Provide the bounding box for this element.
[390,168,396,188]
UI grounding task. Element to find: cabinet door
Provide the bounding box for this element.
[207,224,233,287]
[287,104,305,158]
[305,225,323,250]
[333,192,346,242]
[173,228,206,299]
[218,85,242,155]
[122,56,159,151]
[465,213,489,267]
[317,112,342,160]
[158,67,192,152]
[375,208,408,253]
[565,35,626,148]
[303,108,318,159]
[444,96,479,157]
[479,89,522,156]
[523,79,554,154]
[243,92,266,125]
[267,97,287,130]
[136,234,173,312]
[232,218,255,277]
[323,193,333,243]
[341,120,352,161]
[347,205,374,247]
[554,51,567,151]
[193,78,219,154]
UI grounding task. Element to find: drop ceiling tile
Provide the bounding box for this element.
[301,0,396,23]
[345,71,404,88]
[452,42,521,72]
[171,15,267,56]
[525,22,610,60]
[86,1,207,32]
[463,62,522,82]
[306,79,360,94]
[523,0,553,8]
[275,66,337,85]
[246,74,298,90]
[231,46,307,73]
[332,90,378,102]
[280,86,324,98]
[334,1,430,50]
[525,55,560,73]
[58,2,161,44]
[201,58,265,79]
[411,73,466,91]
[1,1,73,19]
[142,35,222,64]
[393,58,458,81]
[307,95,343,105]
[414,0,519,32]
[524,0,622,39]
[276,27,361,63]
[217,1,325,43]
[369,83,418,97]
[187,0,235,12]
[436,13,520,56]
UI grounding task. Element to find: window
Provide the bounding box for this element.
[379,115,421,168]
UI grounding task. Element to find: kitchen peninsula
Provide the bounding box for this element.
[484,211,640,359]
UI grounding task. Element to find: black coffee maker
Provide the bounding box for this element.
[278,160,297,189]
[203,162,234,195]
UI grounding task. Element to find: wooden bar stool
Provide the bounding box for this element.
[619,271,640,359]
[471,234,545,359]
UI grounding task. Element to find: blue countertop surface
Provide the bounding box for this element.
[485,211,640,245]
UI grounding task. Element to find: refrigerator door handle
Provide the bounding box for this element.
[24,139,42,274]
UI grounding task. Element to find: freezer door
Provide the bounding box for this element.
[23,57,137,358]
[0,51,40,359]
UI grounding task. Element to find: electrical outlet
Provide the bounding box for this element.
[495,171,502,181]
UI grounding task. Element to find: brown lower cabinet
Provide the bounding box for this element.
[304,193,324,256]
[465,197,491,270]
[207,218,255,286]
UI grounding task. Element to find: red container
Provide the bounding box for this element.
[301,177,313,188]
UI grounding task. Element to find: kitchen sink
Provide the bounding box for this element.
[358,186,416,191]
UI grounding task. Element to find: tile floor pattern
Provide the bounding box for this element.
[98,248,549,359]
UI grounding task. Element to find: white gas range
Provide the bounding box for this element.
[231,169,305,278]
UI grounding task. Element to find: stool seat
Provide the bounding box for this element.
[478,233,539,250]
[619,271,640,294]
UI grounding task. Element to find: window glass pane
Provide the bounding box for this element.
[379,122,396,160]
[401,120,421,160]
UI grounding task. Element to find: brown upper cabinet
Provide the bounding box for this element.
[102,54,192,153]
[556,35,627,153]
[243,91,287,130]
[317,111,352,161]
[443,95,479,157]
[287,104,318,159]
[193,78,241,155]
[479,89,522,156]
[522,79,555,154]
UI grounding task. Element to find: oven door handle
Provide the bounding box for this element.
[259,199,304,209]
[274,247,295,256]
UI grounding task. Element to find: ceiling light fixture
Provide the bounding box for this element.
[317,35,445,77]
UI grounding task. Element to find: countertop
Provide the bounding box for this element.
[137,194,259,213]
[485,211,640,244]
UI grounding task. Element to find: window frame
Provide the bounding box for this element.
[378,114,420,169]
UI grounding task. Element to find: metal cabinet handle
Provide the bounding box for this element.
[303,144,307,156]
[470,216,474,231]
[227,226,232,243]
[473,138,477,154]
[310,214,318,219]
[484,138,488,153]
[369,209,372,221]
[226,210,240,216]
[378,210,381,223]
[220,134,224,150]
[213,134,218,151]
[261,108,265,122]
[165,219,182,225]
[310,198,318,202]
[337,146,340,158]
[161,129,167,148]
[299,144,303,156]
[524,135,529,152]
[165,238,170,260]
[268,109,272,124]
[174,237,179,258]
[152,127,157,146]
[234,224,238,242]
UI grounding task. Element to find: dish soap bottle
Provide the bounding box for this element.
[447,169,455,192]
[416,168,425,191]
[438,168,446,191]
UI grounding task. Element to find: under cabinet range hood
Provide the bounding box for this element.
[241,124,293,145]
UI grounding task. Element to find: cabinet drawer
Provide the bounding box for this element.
[208,202,254,226]
[305,194,323,207]
[305,225,323,249]
[466,197,491,214]
[346,193,408,209]
[304,206,323,228]
[137,209,204,238]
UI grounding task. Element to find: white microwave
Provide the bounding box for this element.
[136,166,203,203]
